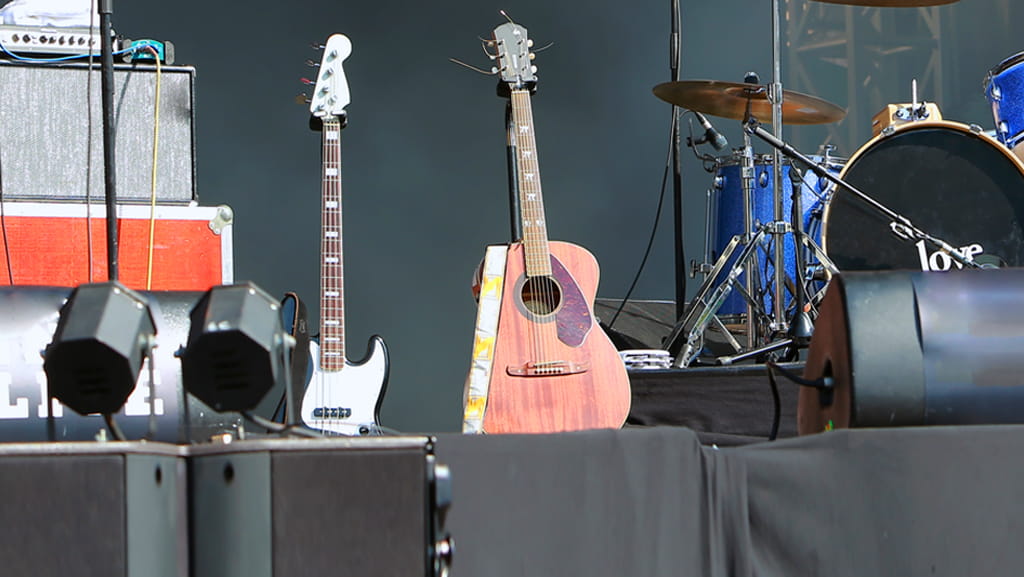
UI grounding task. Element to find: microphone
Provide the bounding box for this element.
[694,111,728,151]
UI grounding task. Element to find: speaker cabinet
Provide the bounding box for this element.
[189,437,452,577]
[0,61,195,204]
[0,442,185,577]
[800,269,1024,434]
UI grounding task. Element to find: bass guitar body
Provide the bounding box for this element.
[483,241,631,433]
[299,335,389,436]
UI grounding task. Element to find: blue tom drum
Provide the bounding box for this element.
[985,51,1024,160]
[708,153,843,317]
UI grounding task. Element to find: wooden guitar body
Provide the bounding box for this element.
[483,240,631,433]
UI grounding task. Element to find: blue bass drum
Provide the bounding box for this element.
[709,153,843,317]
[985,52,1024,159]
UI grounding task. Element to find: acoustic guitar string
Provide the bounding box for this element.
[515,89,556,371]
[513,91,544,368]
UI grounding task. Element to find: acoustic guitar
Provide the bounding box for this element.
[480,22,631,433]
[298,34,389,436]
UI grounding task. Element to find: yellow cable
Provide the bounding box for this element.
[146,47,162,290]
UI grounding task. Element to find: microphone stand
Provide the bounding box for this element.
[670,0,686,320]
[98,0,118,280]
[744,119,982,270]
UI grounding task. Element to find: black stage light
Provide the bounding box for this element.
[43,282,157,416]
[180,282,285,413]
[799,268,1024,434]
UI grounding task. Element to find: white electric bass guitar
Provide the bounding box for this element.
[299,34,389,436]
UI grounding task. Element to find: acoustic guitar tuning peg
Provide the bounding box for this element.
[300,77,315,86]
[295,93,311,106]
[310,41,325,50]
[305,59,320,68]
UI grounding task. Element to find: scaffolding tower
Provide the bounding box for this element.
[783,0,956,156]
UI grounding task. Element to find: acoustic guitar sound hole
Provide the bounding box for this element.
[521,276,562,316]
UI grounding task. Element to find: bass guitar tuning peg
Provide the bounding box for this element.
[294,93,311,106]
[300,77,316,86]
[310,41,325,50]
[305,59,320,68]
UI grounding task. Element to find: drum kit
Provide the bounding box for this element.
[655,0,1024,367]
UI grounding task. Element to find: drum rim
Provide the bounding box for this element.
[821,120,1024,267]
[986,51,1024,89]
[713,152,848,168]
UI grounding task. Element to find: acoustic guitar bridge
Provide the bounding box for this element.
[507,360,590,377]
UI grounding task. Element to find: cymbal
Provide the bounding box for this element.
[812,0,957,5]
[652,80,846,125]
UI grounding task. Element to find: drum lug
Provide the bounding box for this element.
[689,259,713,278]
[992,84,1002,102]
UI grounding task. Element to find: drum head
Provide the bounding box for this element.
[823,122,1024,271]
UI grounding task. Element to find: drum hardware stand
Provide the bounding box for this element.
[768,0,787,336]
[668,0,800,367]
[744,118,984,270]
[664,86,781,368]
[665,124,843,367]
[663,220,775,367]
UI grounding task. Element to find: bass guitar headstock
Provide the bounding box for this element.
[309,33,352,120]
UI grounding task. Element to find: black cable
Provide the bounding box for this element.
[103,413,127,441]
[765,362,782,441]
[607,111,721,330]
[766,360,832,389]
[0,148,13,285]
[270,391,287,423]
[241,410,323,439]
[607,108,676,329]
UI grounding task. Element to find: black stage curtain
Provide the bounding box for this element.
[436,426,1024,577]
[627,365,802,445]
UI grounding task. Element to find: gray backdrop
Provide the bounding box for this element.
[110,0,1019,433]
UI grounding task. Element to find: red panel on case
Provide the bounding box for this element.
[0,213,226,291]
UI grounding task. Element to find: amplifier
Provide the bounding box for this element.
[0,442,185,577]
[0,201,232,291]
[0,25,116,57]
[0,60,195,204]
[189,437,453,577]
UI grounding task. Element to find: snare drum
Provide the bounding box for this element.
[822,121,1024,272]
[710,153,842,316]
[985,52,1024,160]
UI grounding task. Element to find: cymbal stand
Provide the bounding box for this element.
[745,119,983,270]
[740,118,759,350]
[668,0,801,368]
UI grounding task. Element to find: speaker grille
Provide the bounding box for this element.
[0,61,196,204]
